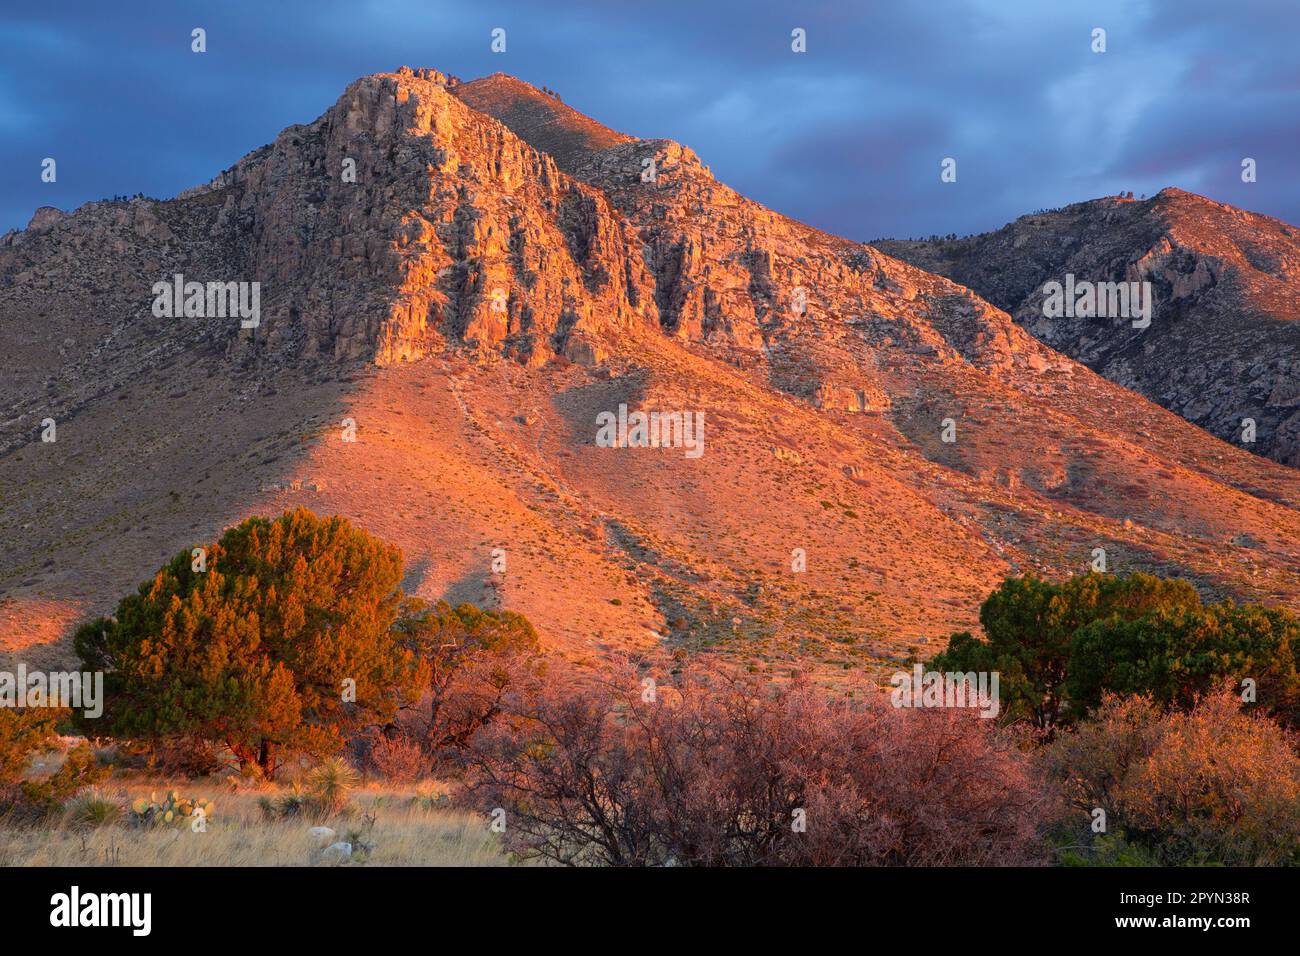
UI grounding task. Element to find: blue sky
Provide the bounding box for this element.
[2,0,1297,240]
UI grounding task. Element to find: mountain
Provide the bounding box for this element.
[5,68,1300,677]
[877,189,1300,466]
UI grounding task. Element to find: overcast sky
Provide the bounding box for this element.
[2,0,1297,240]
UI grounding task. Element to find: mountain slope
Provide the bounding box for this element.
[878,189,1300,466]
[4,69,1299,678]
[452,72,633,173]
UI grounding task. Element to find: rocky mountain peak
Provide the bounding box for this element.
[6,68,1300,668]
[3,66,1020,384]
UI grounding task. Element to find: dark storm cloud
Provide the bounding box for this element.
[1,0,1297,239]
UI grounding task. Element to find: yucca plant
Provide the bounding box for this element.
[305,758,359,816]
[258,783,311,820]
[63,788,123,831]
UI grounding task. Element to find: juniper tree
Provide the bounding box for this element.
[74,508,423,777]
[931,571,1300,731]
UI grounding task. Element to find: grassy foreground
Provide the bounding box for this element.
[0,778,513,867]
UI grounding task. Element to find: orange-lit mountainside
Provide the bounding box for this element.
[3,68,1299,676]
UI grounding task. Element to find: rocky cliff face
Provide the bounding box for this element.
[878,189,1300,466]
[6,69,1300,670]
[2,67,1049,391]
[457,73,1057,411]
[186,66,664,366]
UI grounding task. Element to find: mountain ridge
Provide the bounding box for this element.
[3,67,1299,678]
[877,187,1300,466]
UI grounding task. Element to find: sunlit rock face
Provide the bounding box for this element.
[0,66,1062,393]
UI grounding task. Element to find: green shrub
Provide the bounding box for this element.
[258,786,311,821]
[1054,833,1163,867]
[258,760,362,822]
[1068,601,1300,724]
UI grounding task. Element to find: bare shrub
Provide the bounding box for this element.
[365,732,430,784]
[422,647,544,756]
[464,664,1054,866]
[383,600,545,771]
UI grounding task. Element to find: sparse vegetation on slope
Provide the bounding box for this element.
[7,530,1300,866]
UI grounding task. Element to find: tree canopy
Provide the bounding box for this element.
[74,508,423,776]
[929,572,1300,731]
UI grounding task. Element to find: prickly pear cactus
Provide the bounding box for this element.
[128,789,216,828]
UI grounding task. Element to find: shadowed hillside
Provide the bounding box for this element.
[879,189,1300,466]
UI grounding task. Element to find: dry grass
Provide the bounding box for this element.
[0,777,515,867]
